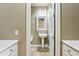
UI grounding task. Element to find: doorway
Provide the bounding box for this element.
[26,3,60,56]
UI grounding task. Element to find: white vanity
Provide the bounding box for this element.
[62,40,79,56]
[0,40,18,56]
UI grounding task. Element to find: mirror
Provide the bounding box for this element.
[38,18,44,28]
[36,16,48,30]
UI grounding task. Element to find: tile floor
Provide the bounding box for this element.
[31,47,49,56]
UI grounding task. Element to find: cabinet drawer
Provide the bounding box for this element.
[62,43,79,56]
[0,43,17,56]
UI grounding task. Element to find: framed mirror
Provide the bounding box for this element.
[36,16,48,30]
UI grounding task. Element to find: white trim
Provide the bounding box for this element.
[26,3,61,56]
[31,45,49,47]
[55,3,60,56]
[26,3,31,56]
[48,3,54,56]
[36,16,48,30]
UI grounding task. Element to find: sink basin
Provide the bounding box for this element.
[37,28,47,34]
[39,34,47,38]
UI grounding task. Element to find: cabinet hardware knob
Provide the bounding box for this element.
[10,49,13,51]
[68,49,71,52]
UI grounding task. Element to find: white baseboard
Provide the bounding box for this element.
[31,44,49,47]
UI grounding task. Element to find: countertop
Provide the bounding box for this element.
[62,40,79,52]
[0,40,19,53]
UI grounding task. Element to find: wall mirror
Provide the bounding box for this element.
[36,16,48,30]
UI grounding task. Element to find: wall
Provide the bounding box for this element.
[0,3,26,56]
[61,3,79,40]
[31,7,48,45]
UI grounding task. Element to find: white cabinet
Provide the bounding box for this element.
[62,43,79,56]
[0,43,18,56]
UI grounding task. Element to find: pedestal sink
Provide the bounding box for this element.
[37,29,47,49]
[39,33,47,49]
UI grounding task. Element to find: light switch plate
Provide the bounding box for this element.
[14,30,19,36]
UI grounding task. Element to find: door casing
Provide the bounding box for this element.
[26,3,60,56]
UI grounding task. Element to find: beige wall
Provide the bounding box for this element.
[61,3,79,40]
[31,7,48,44]
[0,3,26,56]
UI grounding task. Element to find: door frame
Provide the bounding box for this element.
[26,3,31,56]
[48,3,54,56]
[55,3,60,56]
[26,3,60,56]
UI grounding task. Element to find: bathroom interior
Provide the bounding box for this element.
[1,3,79,56]
[30,3,54,56]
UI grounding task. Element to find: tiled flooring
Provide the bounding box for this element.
[31,47,49,56]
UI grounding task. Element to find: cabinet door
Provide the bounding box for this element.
[9,44,18,56]
[11,44,18,56]
[10,51,17,56]
[62,43,79,56]
[62,46,70,56]
[0,49,11,56]
[63,51,70,56]
[0,43,18,56]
